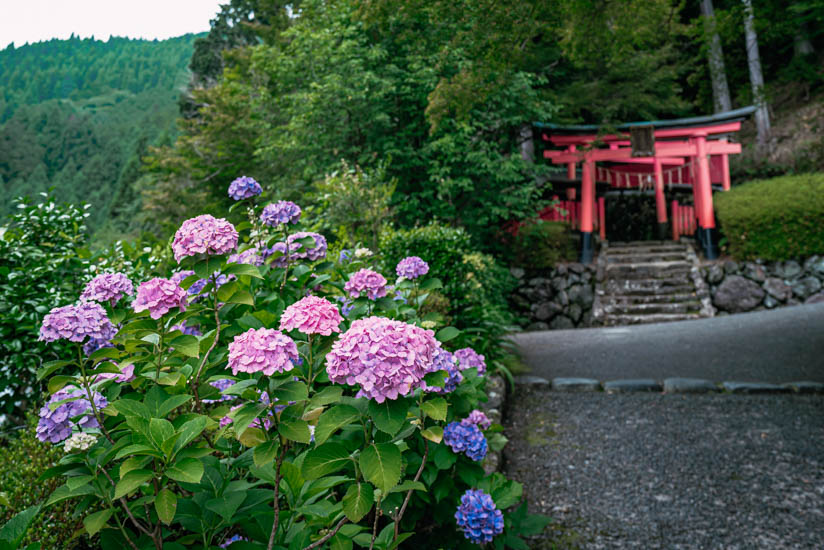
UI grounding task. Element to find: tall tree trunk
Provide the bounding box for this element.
[742,0,771,154]
[700,0,732,113]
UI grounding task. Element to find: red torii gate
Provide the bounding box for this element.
[536,106,754,262]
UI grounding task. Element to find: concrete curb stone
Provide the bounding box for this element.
[721,381,789,394]
[604,379,662,393]
[663,377,719,393]
[551,377,601,392]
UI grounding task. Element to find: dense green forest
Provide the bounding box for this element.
[0,34,198,241]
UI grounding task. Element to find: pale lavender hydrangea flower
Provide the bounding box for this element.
[260,201,301,227]
[204,378,236,403]
[83,335,113,356]
[443,421,487,461]
[227,328,298,376]
[326,316,438,403]
[172,215,238,263]
[286,231,327,261]
[81,272,133,306]
[454,347,487,374]
[422,347,462,394]
[280,296,342,336]
[37,389,107,444]
[228,247,264,266]
[133,277,187,320]
[344,269,387,300]
[455,489,504,544]
[262,242,291,268]
[170,321,201,336]
[228,176,262,200]
[219,534,249,548]
[94,363,135,384]
[396,256,429,279]
[39,302,115,343]
[462,410,492,430]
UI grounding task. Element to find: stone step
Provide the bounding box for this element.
[602,292,698,304]
[609,240,676,247]
[606,263,692,280]
[607,246,689,256]
[602,301,702,315]
[602,312,704,326]
[604,278,696,295]
[605,253,690,264]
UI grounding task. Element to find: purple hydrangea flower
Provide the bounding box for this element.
[204,378,236,403]
[396,256,429,279]
[344,269,387,300]
[228,176,262,200]
[326,316,438,403]
[455,489,504,544]
[227,328,298,376]
[172,215,238,263]
[228,247,264,266]
[39,302,115,343]
[462,410,492,430]
[422,347,462,394]
[286,231,327,262]
[93,363,135,384]
[133,278,187,319]
[83,335,113,356]
[443,421,487,461]
[336,296,355,317]
[339,249,353,263]
[219,534,249,548]
[454,347,487,374]
[36,389,107,444]
[170,321,202,336]
[221,392,273,429]
[81,272,134,306]
[262,242,290,268]
[260,201,301,227]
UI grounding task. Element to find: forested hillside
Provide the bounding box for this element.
[0,35,198,241]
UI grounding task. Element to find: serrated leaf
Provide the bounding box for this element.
[359,444,401,493]
[419,278,443,290]
[367,399,409,436]
[83,509,113,536]
[155,489,177,525]
[423,370,447,388]
[388,480,426,494]
[45,484,95,507]
[166,458,204,484]
[114,444,162,460]
[193,257,224,280]
[112,398,150,419]
[205,491,245,521]
[114,469,152,499]
[341,483,373,523]
[421,426,443,444]
[66,475,94,491]
[223,263,263,278]
[119,458,144,478]
[172,416,208,455]
[238,427,266,448]
[271,380,308,403]
[421,398,448,421]
[314,405,360,446]
[308,386,343,408]
[169,334,200,358]
[278,417,311,443]
[0,504,41,547]
[253,440,279,467]
[215,280,239,302]
[227,289,255,306]
[36,360,73,381]
[435,326,460,342]
[230,403,267,437]
[302,443,351,480]
[149,418,175,450]
[47,375,75,394]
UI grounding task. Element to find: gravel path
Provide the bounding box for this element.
[503,387,824,549]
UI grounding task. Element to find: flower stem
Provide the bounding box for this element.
[267,443,288,550]
[192,285,221,414]
[394,439,428,540]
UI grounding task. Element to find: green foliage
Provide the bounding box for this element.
[0,415,80,549]
[715,173,824,261]
[508,220,577,270]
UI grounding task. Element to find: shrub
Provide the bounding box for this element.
[508,220,577,270]
[714,173,824,260]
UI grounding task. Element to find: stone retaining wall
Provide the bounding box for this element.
[702,256,824,314]
[509,263,597,331]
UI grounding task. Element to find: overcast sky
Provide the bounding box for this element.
[1,0,225,48]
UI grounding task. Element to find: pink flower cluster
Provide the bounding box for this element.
[326,316,438,402]
[133,278,187,319]
[94,364,136,384]
[396,256,429,279]
[344,269,387,300]
[227,328,298,376]
[39,302,115,343]
[81,272,133,306]
[172,215,238,262]
[462,409,492,430]
[280,296,342,336]
[455,347,487,374]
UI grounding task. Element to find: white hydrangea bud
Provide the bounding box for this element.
[421,320,438,329]
[354,248,373,258]
[63,432,97,453]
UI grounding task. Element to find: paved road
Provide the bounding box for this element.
[504,389,824,549]
[511,302,824,383]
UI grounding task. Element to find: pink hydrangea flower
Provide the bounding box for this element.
[94,363,136,384]
[461,410,492,430]
[133,277,187,319]
[344,269,387,300]
[228,247,264,266]
[326,316,438,402]
[280,296,342,336]
[81,272,134,306]
[227,328,298,376]
[39,302,115,343]
[396,256,429,279]
[454,347,486,374]
[172,214,238,262]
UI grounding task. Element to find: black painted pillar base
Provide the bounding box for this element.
[580,231,594,264]
[698,227,718,259]
[657,223,669,241]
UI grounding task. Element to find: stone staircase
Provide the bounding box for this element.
[592,241,715,326]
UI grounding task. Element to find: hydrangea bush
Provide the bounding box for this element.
[32,185,548,549]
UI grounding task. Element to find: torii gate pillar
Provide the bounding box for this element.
[695,133,719,259]
[579,157,595,264]
[653,157,668,240]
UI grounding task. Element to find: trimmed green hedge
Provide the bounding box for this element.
[509,220,577,270]
[715,173,824,261]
